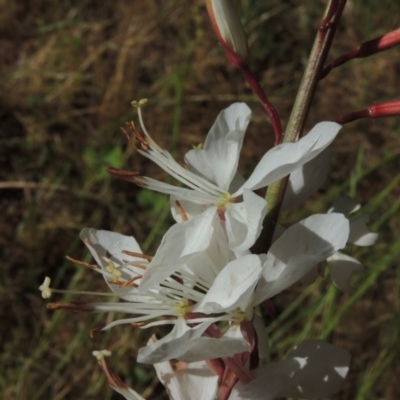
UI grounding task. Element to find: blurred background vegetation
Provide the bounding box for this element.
[0,0,399,399]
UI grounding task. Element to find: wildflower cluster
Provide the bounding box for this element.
[38,0,395,399]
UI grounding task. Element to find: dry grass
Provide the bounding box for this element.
[1,0,399,399]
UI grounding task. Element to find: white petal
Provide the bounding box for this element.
[139,207,217,290]
[349,215,379,246]
[327,252,364,293]
[236,122,341,193]
[229,171,246,193]
[80,228,143,266]
[184,221,233,286]
[137,319,250,364]
[153,351,218,400]
[225,190,267,253]
[185,103,251,191]
[230,358,302,400]
[255,213,349,304]
[80,228,145,299]
[279,340,350,398]
[193,254,262,313]
[282,148,332,210]
[170,195,207,222]
[329,195,361,214]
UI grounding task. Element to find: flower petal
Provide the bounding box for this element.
[153,348,218,400]
[329,195,361,214]
[254,213,349,304]
[282,148,332,210]
[139,207,218,290]
[185,103,251,191]
[137,319,250,364]
[225,189,267,254]
[230,358,301,400]
[236,121,341,193]
[170,195,207,222]
[279,340,350,398]
[349,215,379,246]
[327,252,364,293]
[193,254,262,314]
[80,228,146,299]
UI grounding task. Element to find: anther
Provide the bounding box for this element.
[130,322,145,327]
[39,277,52,299]
[66,255,98,270]
[119,275,141,288]
[105,261,122,283]
[122,250,153,261]
[176,200,189,221]
[93,349,112,361]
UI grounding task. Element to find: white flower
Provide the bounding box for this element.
[281,148,332,210]
[48,224,250,364]
[119,102,341,254]
[47,212,348,366]
[326,196,378,292]
[192,213,350,317]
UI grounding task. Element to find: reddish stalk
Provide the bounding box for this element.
[336,100,400,124]
[321,27,400,79]
[238,62,282,145]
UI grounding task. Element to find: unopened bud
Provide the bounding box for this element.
[337,100,400,124]
[322,28,400,79]
[206,0,249,66]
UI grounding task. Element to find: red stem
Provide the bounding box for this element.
[336,100,400,124]
[321,27,400,79]
[239,62,283,145]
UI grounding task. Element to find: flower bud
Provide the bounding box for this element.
[337,100,400,124]
[206,0,249,65]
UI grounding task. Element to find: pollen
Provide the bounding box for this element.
[217,192,234,207]
[93,349,112,361]
[39,276,52,299]
[175,299,190,317]
[131,98,148,108]
[230,307,247,323]
[105,261,122,283]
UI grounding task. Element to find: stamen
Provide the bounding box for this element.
[90,326,103,338]
[39,276,52,299]
[230,307,248,323]
[107,167,141,180]
[65,255,98,270]
[171,360,188,371]
[93,349,112,361]
[131,262,148,270]
[120,125,137,151]
[119,275,141,288]
[130,322,145,327]
[93,349,130,391]
[105,261,122,283]
[131,98,148,108]
[47,301,92,312]
[134,99,152,139]
[175,200,189,221]
[121,250,153,261]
